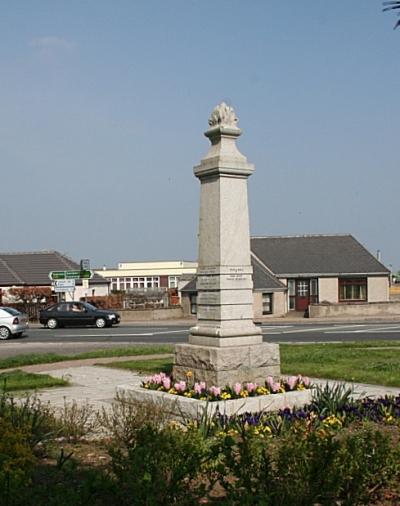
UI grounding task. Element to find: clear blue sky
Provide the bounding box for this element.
[1,1,399,270]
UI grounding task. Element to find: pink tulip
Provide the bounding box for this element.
[209,386,221,397]
[246,382,257,393]
[271,382,281,393]
[194,382,206,394]
[302,376,311,387]
[162,377,171,390]
[287,376,298,390]
[266,376,274,388]
[233,383,242,395]
[174,381,186,393]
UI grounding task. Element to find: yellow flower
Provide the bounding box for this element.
[221,392,231,400]
[240,390,249,398]
[183,391,193,398]
[322,415,342,429]
[186,370,193,378]
[168,388,177,395]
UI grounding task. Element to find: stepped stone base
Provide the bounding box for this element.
[173,342,280,386]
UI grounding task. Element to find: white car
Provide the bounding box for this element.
[0,307,29,339]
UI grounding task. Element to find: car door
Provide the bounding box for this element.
[55,303,72,326]
[66,303,91,326]
[76,303,93,326]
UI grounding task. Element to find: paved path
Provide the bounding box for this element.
[9,356,399,413]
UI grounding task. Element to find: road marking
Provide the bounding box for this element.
[263,324,367,334]
[58,330,186,338]
[325,325,400,334]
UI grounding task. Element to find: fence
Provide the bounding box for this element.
[5,302,49,321]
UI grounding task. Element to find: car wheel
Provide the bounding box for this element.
[0,326,11,340]
[95,317,106,328]
[47,318,58,329]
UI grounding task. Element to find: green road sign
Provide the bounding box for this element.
[49,271,66,280]
[49,270,94,281]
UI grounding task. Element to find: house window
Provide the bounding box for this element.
[190,294,197,315]
[288,279,296,310]
[262,293,273,315]
[310,278,319,304]
[131,277,160,289]
[168,276,178,288]
[339,278,367,302]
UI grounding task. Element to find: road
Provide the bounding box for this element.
[1,321,400,358]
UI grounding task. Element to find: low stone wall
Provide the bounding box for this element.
[119,307,185,321]
[117,384,313,418]
[309,301,400,318]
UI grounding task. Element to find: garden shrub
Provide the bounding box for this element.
[211,422,400,505]
[109,423,208,505]
[0,418,36,506]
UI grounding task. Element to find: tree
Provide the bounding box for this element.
[383,1,400,29]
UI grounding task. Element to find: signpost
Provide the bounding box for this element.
[49,261,93,301]
[49,270,93,281]
[53,279,76,289]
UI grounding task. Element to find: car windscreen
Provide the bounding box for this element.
[0,307,21,316]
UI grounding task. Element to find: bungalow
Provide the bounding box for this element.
[0,250,109,303]
[181,234,390,318]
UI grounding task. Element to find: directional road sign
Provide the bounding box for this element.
[49,270,94,281]
[52,280,76,289]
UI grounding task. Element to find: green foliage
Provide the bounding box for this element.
[0,391,57,449]
[109,424,207,505]
[211,422,400,505]
[56,400,99,442]
[0,418,36,506]
[311,382,356,416]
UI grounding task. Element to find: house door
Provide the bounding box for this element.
[295,280,310,311]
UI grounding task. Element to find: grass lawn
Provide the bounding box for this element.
[102,341,400,387]
[280,342,400,387]
[102,357,173,375]
[0,345,174,370]
[0,370,69,391]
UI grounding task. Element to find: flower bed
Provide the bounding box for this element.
[142,372,311,401]
[117,373,313,419]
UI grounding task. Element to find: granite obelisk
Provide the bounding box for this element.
[173,103,280,385]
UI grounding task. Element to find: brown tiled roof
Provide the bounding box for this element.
[0,251,108,286]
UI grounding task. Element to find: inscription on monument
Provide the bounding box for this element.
[197,276,219,290]
[198,292,219,304]
[226,274,247,281]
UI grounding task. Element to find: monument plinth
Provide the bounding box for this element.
[173,103,280,385]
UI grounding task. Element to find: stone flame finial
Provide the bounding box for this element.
[208,102,238,128]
